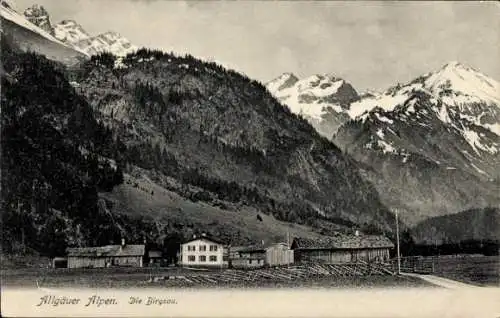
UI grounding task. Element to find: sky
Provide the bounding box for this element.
[13,0,500,91]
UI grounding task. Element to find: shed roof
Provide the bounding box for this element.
[148,250,162,258]
[66,245,145,257]
[292,235,394,250]
[234,242,290,253]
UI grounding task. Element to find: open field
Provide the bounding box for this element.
[396,255,499,287]
[1,263,433,289]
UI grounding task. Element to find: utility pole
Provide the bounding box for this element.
[18,200,25,254]
[395,209,401,275]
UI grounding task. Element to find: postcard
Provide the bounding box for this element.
[1,0,499,317]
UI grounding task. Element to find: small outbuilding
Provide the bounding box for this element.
[265,242,294,267]
[52,257,68,269]
[229,245,266,269]
[147,250,163,267]
[291,235,394,264]
[229,242,294,269]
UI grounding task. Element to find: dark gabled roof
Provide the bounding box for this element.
[292,235,394,250]
[239,246,266,253]
[182,235,227,245]
[66,245,146,257]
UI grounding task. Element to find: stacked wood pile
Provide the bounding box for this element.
[150,262,395,287]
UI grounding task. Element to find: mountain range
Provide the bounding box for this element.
[268,62,500,226]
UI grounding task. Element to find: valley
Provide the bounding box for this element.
[1,0,499,263]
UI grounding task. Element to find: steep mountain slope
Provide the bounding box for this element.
[22,4,53,35]
[266,73,359,138]
[412,207,500,245]
[71,49,397,236]
[0,1,87,65]
[334,62,500,225]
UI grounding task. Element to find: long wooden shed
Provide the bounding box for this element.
[291,235,394,264]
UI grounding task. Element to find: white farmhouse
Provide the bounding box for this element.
[179,235,228,268]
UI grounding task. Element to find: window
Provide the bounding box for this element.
[209,245,218,252]
[199,245,206,252]
[187,245,196,251]
[199,255,206,262]
[209,256,217,262]
[249,259,252,264]
[223,256,228,262]
[188,255,195,262]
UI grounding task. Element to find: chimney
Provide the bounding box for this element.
[193,234,197,239]
[121,238,126,247]
[201,233,206,237]
[355,230,360,237]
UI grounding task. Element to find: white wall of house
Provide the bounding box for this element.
[180,238,225,267]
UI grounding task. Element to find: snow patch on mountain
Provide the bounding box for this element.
[74,31,137,56]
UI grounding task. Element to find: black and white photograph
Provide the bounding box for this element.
[0,0,499,317]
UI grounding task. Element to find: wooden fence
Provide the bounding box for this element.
[391,256,436,274]
[149,262,396,286]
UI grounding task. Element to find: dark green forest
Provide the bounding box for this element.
[0,40,133,256]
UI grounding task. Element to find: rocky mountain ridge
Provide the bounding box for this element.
[20,2,136,56]
[266,73,360,138]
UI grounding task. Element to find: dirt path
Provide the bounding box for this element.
[401,273,479,289]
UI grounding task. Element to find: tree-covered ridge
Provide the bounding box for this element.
[1,40,128,256]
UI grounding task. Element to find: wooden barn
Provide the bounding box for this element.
[66,240,146,269]
[229,242,294,268]
[291,235,394,264]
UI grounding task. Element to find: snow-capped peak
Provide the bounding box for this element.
[423,61,500,107]
[53,19,90,44]
[266,72,359,137]
[266,72,299,92]
[75,31,137,56]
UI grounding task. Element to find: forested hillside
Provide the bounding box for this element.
[74,49,397,234]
